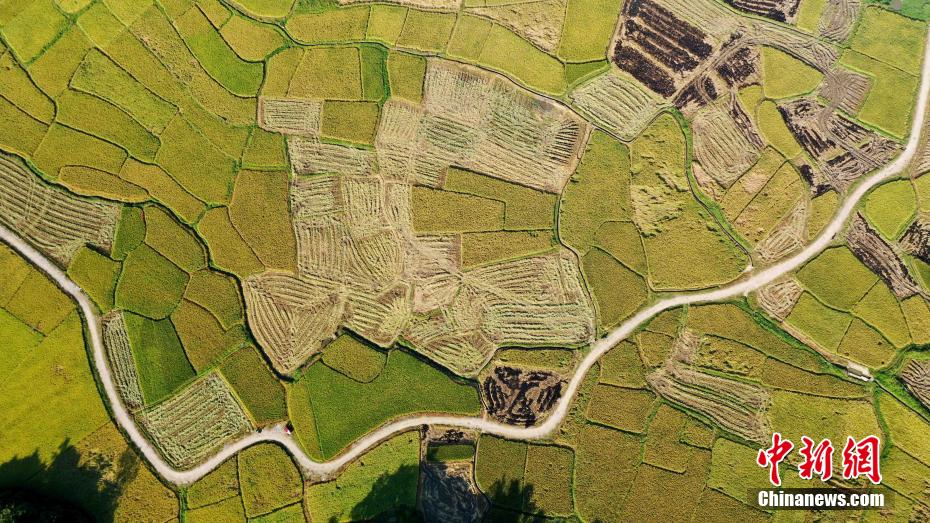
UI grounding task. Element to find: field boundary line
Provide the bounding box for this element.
[2,27,930,485]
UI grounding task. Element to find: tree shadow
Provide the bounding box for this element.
[337,464,421,522]
[337,461,550,522]
[0,439,139,521]
[482,479,547,522]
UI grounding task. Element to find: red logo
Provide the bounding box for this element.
[798,436,833,481]
[757,434,882,486]
[757,432,794,486]
[841,435,882,484]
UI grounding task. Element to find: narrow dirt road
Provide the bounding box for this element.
[2,29,930,486]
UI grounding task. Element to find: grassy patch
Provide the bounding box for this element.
[865,180,917,239]
[220,346,287,425]
[840,51,919,139]
[477,24,565,95]
[797,247,878,310]
[850,6,926,75]
[174,6,263,96]
[186,458,239,509]
[302,350,479,458]
[461,231,554,267]
[289,46,361,100]
[586,384,655,433]
[387,50,426,103]
[320,101,380,145]
[522,445,574,516]
[583,247,648,330]
[143,205,207,272]
[411,187,504,232]
[285,7,369,44]
[115,244,188,319]
[66,246,120,312]
[559,131,631,254]
[426,443,475,462]
[475,435,527,509]
[558,0,622,61]
[1,0,67,62]
[124,311,195,404]
[305,432,419,521]
[321,334,387,383]
[229,169,297,272]
[156,115,235,205]
[198,207,265,278]
[239,444,302,518]
[760,47,823,99]
[785,292,853,350]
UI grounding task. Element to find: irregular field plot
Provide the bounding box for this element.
[305,432,419,522]
[139,373,252,469]
[300,350,479,458]
[238,444,302,518]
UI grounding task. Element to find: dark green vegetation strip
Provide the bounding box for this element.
[299,350,480,458]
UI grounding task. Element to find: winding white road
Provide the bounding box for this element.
[2,29,930,486]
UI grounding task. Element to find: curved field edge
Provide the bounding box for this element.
[0,26,928,490]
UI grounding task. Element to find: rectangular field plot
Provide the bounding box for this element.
[139,373,252,469]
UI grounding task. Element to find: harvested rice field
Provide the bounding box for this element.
[2,0,930,520]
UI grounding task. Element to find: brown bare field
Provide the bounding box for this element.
[846,213,922,299]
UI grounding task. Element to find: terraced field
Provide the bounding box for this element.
[2,0,930,521]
